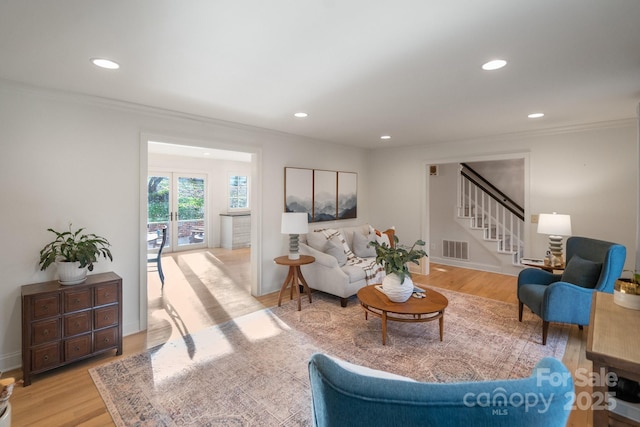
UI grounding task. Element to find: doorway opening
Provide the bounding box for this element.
[139,136,262,333]
[424,153,529,275]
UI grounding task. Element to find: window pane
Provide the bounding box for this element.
[229,175,249,209]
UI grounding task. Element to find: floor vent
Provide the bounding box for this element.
[442,240,469,260]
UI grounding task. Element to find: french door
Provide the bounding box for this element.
[147,172,207,253]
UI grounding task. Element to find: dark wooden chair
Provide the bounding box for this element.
[147,227,167,288]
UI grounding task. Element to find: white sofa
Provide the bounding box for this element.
[299,224,394,307]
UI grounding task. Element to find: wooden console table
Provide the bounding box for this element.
[21,272,123,386]
[586,292,640,426]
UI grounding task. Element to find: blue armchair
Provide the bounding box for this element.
[518,236,626,344]
[308,353,573,427]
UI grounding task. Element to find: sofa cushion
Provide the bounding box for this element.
[307,229,346,253]
[561,255,602,289]
[352,231,376,258]
[327,355,415,382]
[324,240,347,266]
[306,231,329,252]
[341,264,366,282]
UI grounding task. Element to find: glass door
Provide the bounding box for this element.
[147,173,172,252]
[148,172,207,252]
[175,174,206,250]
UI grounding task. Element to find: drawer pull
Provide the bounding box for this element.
[43,329,49,335]
[104,338,110,343]
[42,305,48,311]
[104,315,110,321]
[74,298,80,304]
[75,322,80,327]
[104,292,110,297]
[43,355,49,361]
[75,346,80,351]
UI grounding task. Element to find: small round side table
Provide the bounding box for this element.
[274,255,315,311]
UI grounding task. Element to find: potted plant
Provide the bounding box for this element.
[39,223,113,285]
[369,235,427,302]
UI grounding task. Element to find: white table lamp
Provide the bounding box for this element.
[281,212,308,260]
[537,212,572,267]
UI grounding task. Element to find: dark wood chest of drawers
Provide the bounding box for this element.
[21,272,122,386]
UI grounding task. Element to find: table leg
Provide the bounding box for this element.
[292,267,301,311]
[297,266,312,304]
[277,268,294,307]
[382,311,387,345]
[591,361,609,427]
[439,311,444,341]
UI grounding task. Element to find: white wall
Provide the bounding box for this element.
[368,121,638,271]
[465,159,525,207]
[148,153,252,247]
[0,81,370,371]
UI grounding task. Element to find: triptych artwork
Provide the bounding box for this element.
[284,167,357,222]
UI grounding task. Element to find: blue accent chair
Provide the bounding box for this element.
[518,236,626,344]
[308,353,573,427]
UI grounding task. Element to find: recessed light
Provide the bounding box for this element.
[482,59,507,71]
[528,113,545,119]
[380,135,391,140]
[91,58,120,69]
[294,112,308,118]
[203,152,210,156]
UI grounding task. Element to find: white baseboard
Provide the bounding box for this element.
[0,350,22,373]
[429,257,519,276]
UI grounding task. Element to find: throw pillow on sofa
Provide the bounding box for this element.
[369,225,395,248]
[307,229,344,252]
[352,231,376,258]
[324,240,347,266]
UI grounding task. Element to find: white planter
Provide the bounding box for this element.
[382,273,414,302]
[56,261,88,285]
[614,290,640,310]
[0,403,10,427]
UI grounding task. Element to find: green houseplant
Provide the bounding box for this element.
[39,223,113,284]
[369,235,427,302]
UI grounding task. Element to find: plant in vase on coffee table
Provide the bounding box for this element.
[369,235,427,302]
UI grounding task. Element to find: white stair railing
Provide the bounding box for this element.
[457,170,524,262]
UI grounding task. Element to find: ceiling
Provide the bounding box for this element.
[1,1,639,149]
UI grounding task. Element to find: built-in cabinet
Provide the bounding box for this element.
[220,212,251,249]
[21,272,122,386]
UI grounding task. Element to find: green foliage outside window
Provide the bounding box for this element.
[148,176,205,222]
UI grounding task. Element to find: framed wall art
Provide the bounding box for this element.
[313,169,337,222]
[337,171,357,219]
[284,167,313,219]
[284,167,357,222]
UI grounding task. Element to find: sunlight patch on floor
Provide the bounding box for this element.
[148,327,234,385]
[230,309,290,342]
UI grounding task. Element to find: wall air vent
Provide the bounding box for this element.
[442,240,469,260]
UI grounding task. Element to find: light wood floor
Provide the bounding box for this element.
[6,251,592,426]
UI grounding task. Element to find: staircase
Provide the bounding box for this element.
[456,164,524,275]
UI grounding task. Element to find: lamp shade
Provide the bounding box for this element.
[537,213,572,236]
[281,212,308,234]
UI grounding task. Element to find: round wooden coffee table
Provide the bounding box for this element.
[357,285,448,345]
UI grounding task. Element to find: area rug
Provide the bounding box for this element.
[89,287,569,426]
